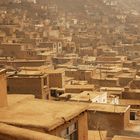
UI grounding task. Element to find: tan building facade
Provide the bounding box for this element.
[7,72,49,99]
[88,103,130,136]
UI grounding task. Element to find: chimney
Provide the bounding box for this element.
[0,69,8,107]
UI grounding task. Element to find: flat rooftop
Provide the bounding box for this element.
[88,130,107,140]
[92,77,118,81]
[8,70,47,77]
[65,84,95,89]
[7,94,35,106]
[46,69,64,74]
[17,70,45,75]
[70,91,106,102]
[19,65,54,71]
[100,87,124,91]
[123,89,140,93]
[17,69,63,75]
[113,135,140,140]
[89,103,130,113]
[0,98,87,131]
[119,99,140,106]
[1,59,46,62]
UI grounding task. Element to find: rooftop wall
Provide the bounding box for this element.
[0,69,8,107]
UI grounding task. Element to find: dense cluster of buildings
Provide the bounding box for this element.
[0,0,140,140]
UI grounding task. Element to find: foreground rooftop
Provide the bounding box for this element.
[0,96,87,131]
[0,123,64,140]
[113,135,140,140]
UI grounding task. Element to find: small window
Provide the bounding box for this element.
[51,90,58,97]
[7,86,10,92]
[135,52,139,56]
[60,122,78,140]
[43,78,47,86]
